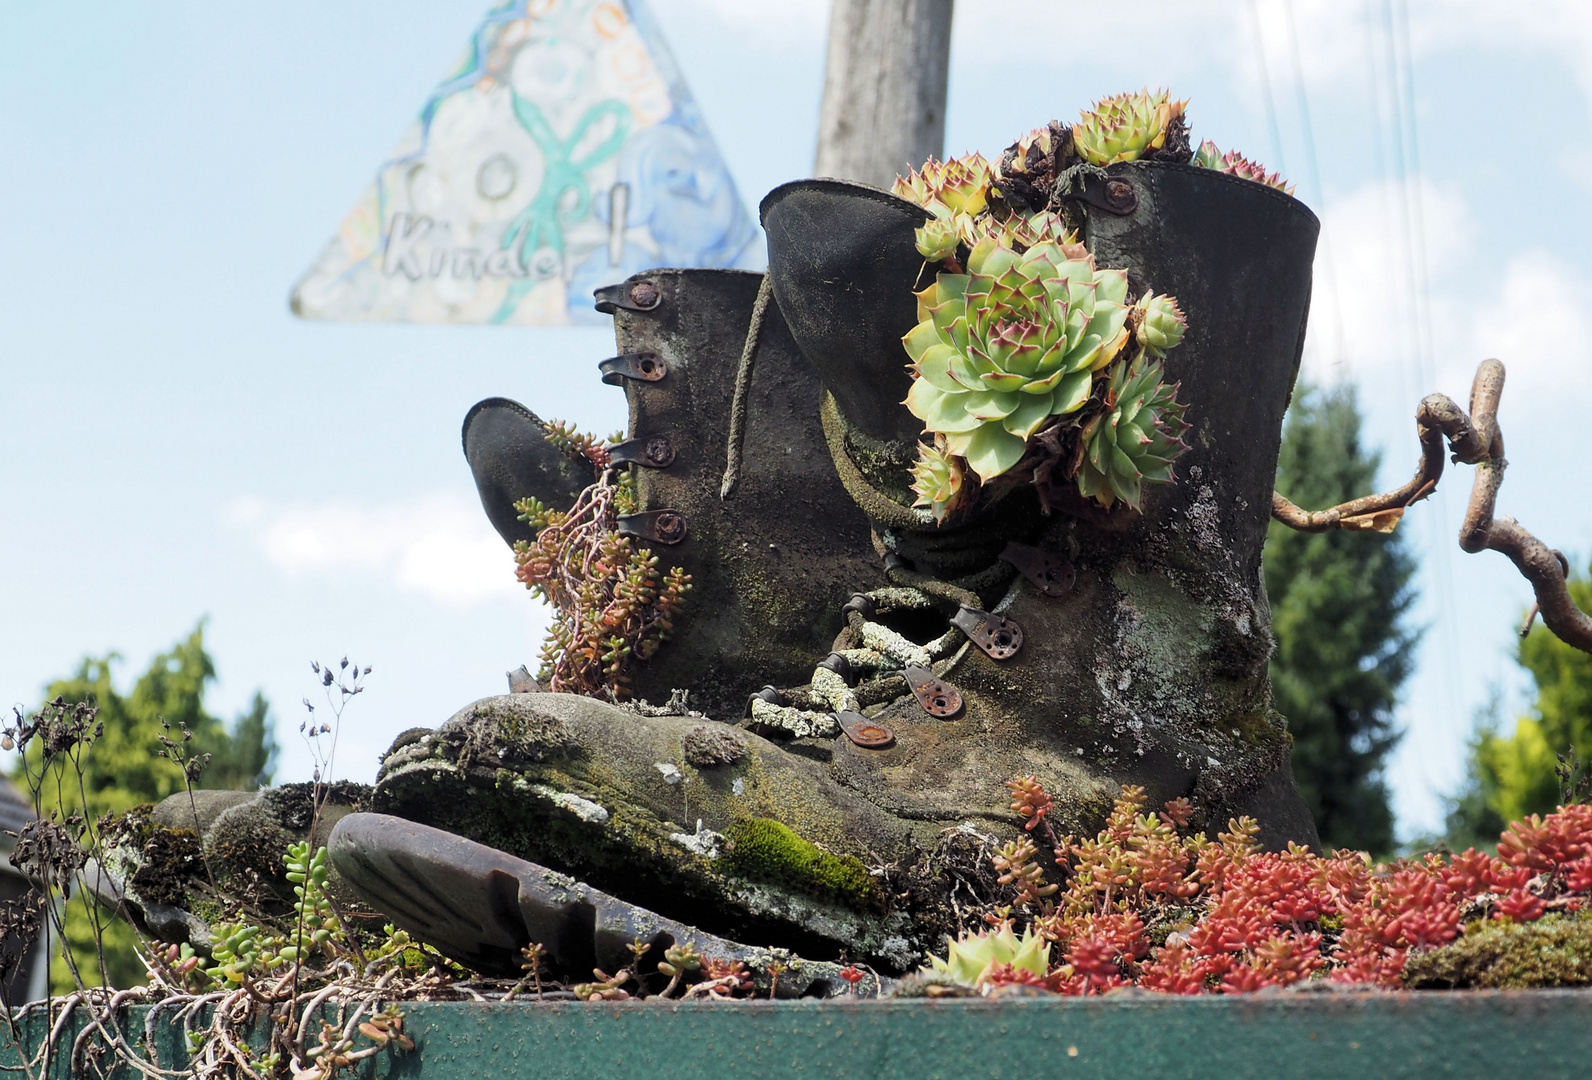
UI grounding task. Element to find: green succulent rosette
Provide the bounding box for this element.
[929,923,1050,987]
[908,435,965,523]
[1193,139,1295,194]
[902,235,1132,482]
[1074,87,1189,166]
[1077,356,1190,511]
[1134,292,1187,358]
[892,153,992,261]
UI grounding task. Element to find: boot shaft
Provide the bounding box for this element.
[762,165,1321,846]
[597,269,882,718]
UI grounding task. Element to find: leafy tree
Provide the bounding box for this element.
[1264,382,1419,854]
[13,623,277,991]
[1449,564,1592,838]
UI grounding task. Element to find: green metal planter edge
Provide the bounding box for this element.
[6,992,1590,1080]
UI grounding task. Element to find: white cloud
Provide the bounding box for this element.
[227,493,526,608]
[1300,172,1592,407]
[1298,175,1474,386]
[1469,252,1592,401]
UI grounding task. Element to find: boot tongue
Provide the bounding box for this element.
[461,398,593,548]
[761,179,928,448]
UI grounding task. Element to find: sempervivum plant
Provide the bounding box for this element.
[1076,356,1190,511]
[1134,292,1187,358]
[903,235,1132,481]
[987,209,1082,255]
[991,121,1073,214]
[929,923,1050,988]
[1194,140,1295,194]
[1074,88,1191,166]
[892,152,992,262]
[909,435,967,523]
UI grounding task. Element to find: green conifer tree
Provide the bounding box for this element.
[1450,564,1592,837]
[1265,382,1419,854]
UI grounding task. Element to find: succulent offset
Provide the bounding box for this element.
[909,435,965,523]
[1076,357,1190,511]
[1194,140,1295,194]
[1134,292,1187,358]
[902,235,1132,482]
[891,153,992,262]
[1074,89,1191,166]
[929,923,1050,987]
[987,210,1084,255]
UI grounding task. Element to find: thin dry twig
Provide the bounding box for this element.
[1273,359,1592,653]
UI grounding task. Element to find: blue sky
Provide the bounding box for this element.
[3,0,1588,839]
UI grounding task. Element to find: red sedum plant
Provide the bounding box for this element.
[511,421,691,699]
[931,779,1592,995]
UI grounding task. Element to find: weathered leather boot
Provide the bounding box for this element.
[590,269,882,718]
[461,270,880,719]
[758,162,1322,849]
[340,163,1323,978]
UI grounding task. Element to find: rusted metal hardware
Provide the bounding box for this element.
[607,434,676,469]
[745,684,782,718]
[598,351,668,386]
[616,509,688,545]
[817,651,854,683]
[999,541,1076,598]
[506,665,540,694]
[951,605,1023,660]
[1062,173,1138,216]
[593,278,663,314]
[903,665,963,718]
[836,710,895,749]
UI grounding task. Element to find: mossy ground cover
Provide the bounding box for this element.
[1405,911,1592,989]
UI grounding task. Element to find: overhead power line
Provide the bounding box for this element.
[1247,0,1289,180]
[1365,0,1462,812]
[1281,0,1348,372]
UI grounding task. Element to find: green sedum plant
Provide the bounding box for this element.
[200,842,345,986]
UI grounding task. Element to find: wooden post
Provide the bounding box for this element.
[813,0,954,190]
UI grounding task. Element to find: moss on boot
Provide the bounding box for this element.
[719,818,881,909]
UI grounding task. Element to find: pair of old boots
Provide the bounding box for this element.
[332,162,1325,980]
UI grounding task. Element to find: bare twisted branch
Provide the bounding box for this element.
[1273,359,1592,653]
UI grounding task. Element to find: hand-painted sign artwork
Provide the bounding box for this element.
[291,0,761,326]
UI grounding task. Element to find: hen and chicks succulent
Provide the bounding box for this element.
[1194,140,1296,194]
[902,234,1136,485]
[1073,88,1192,166]
[891,89,1294,518]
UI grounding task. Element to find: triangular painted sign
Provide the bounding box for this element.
[291,0,761,326]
